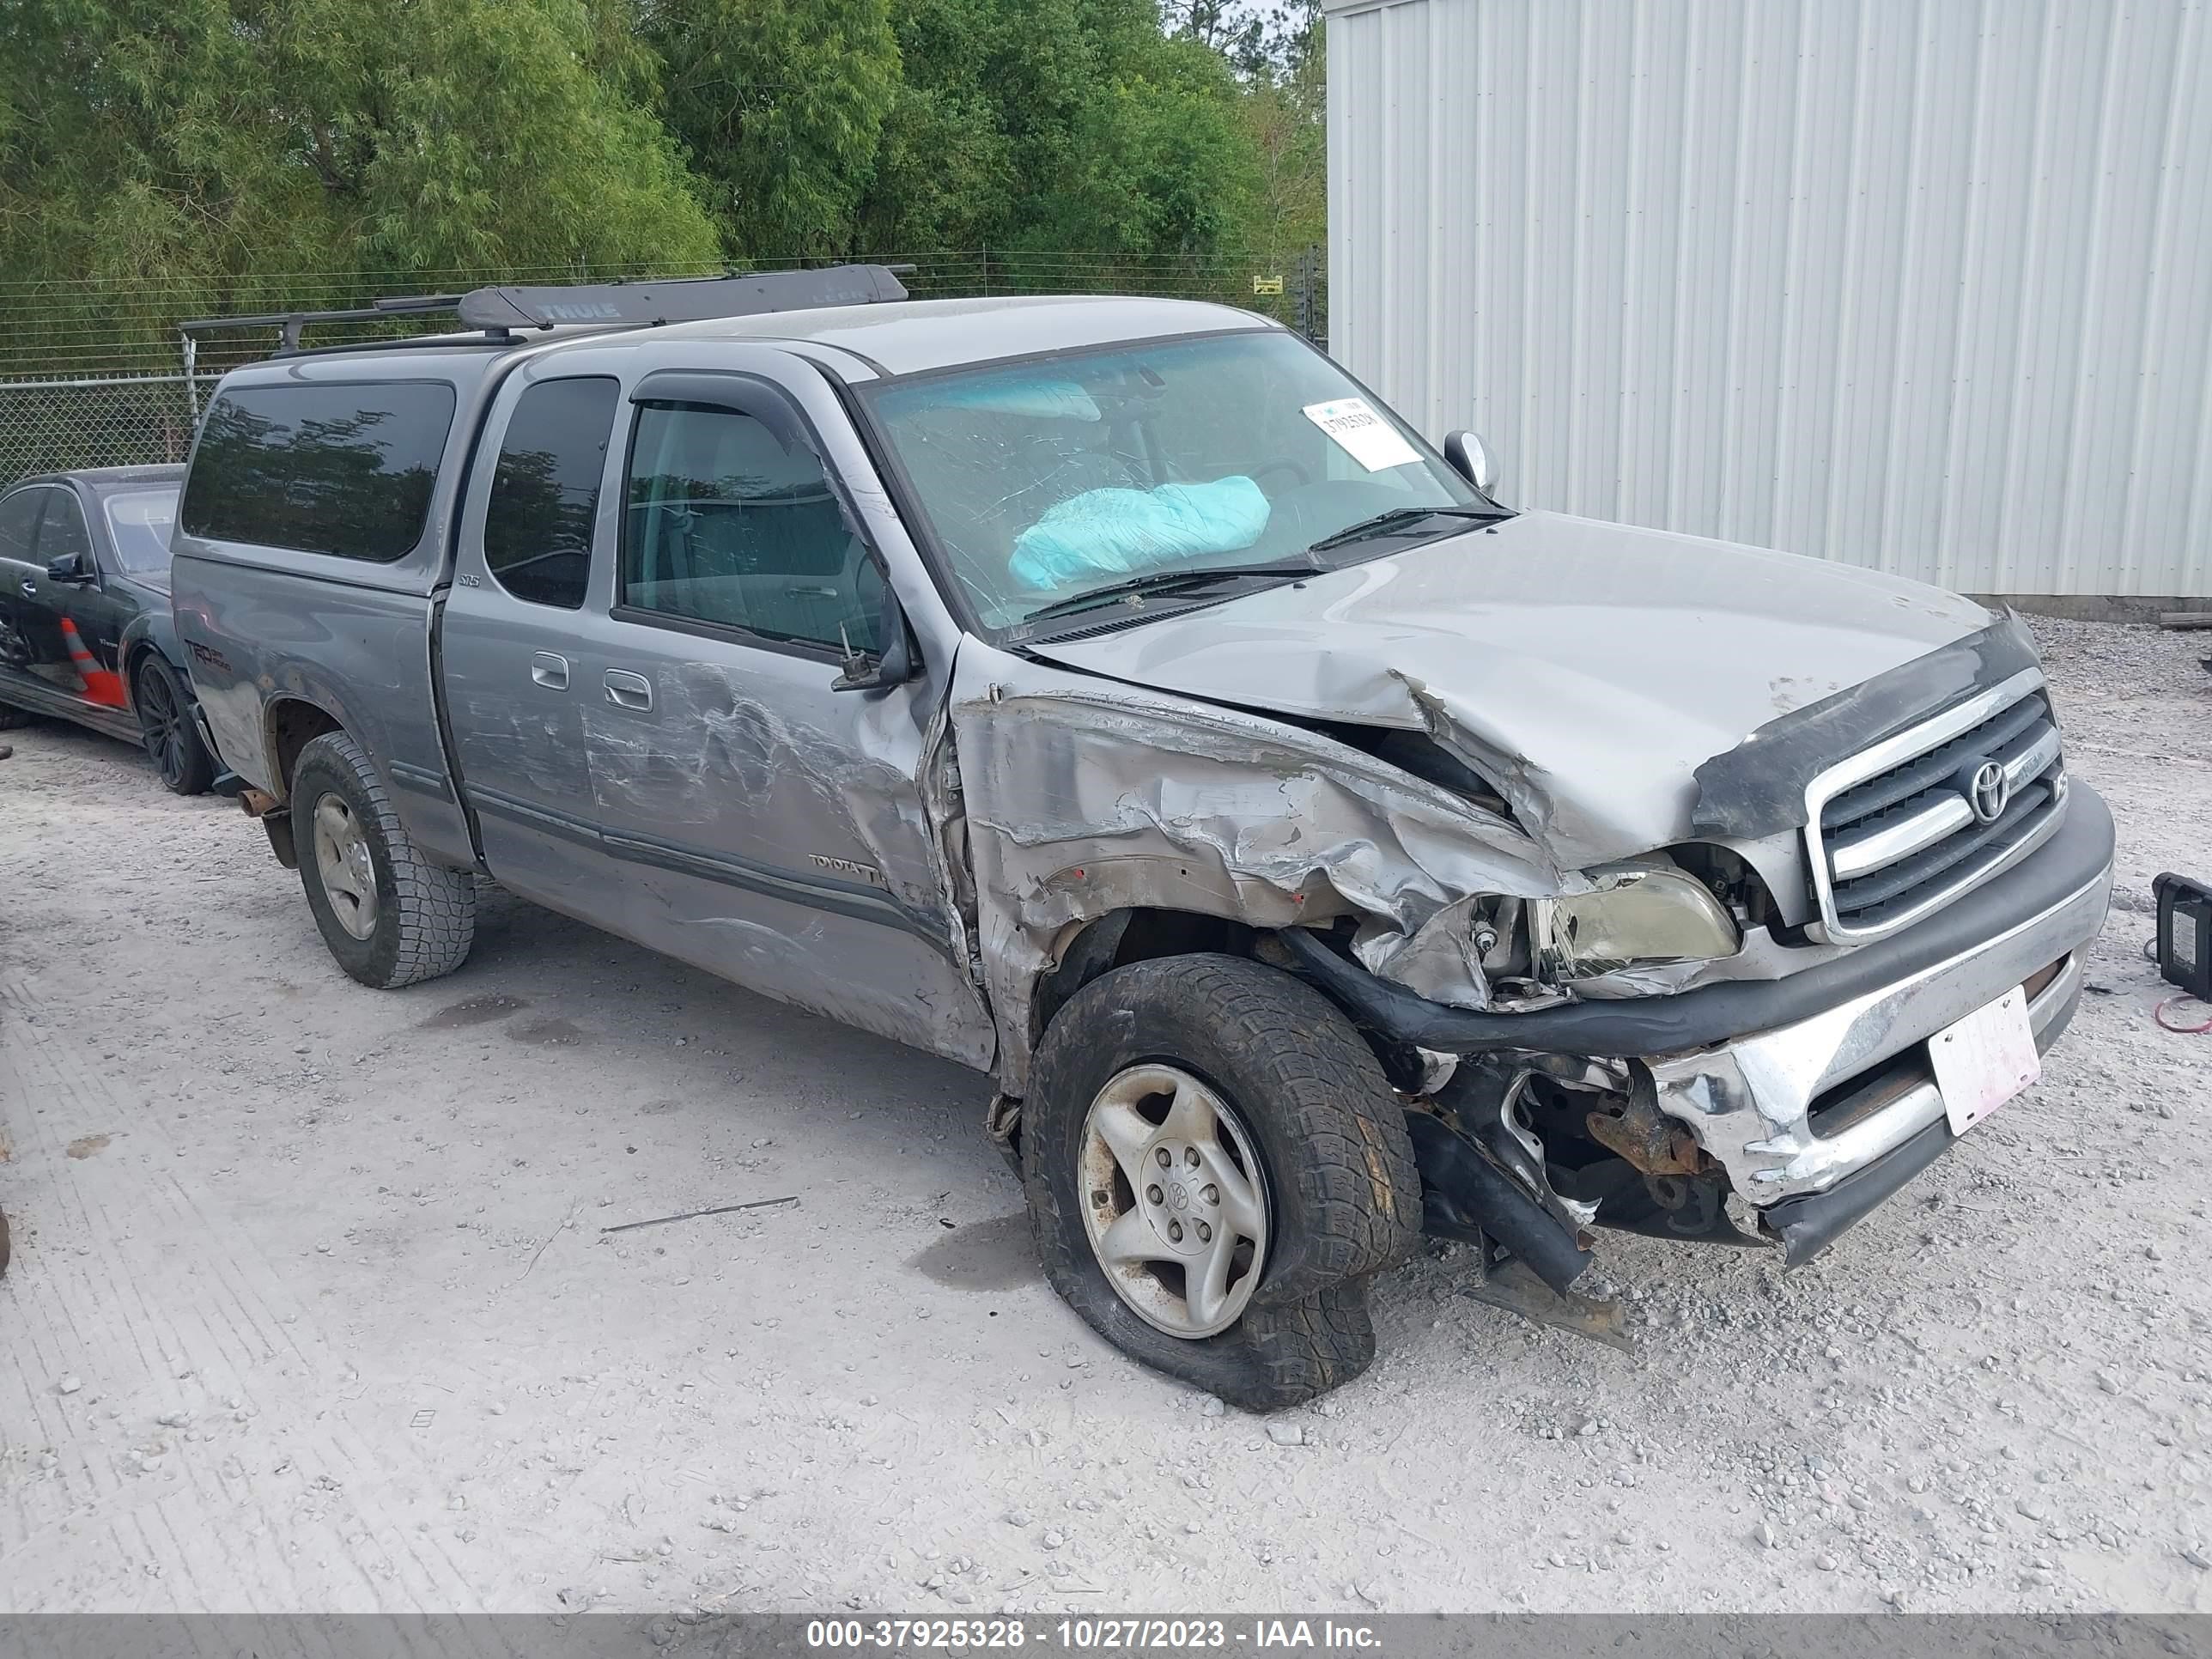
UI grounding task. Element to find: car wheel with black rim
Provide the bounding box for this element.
[132,654,215,795]
[1021,952,1423,1411]
[291,730,475,988]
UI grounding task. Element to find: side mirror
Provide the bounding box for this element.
[46,552,94,584]
[831,572,921,693]
[1442,430,1497,497]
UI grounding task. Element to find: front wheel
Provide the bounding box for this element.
[291,731,475,988]
[1021,953,1422,1411]
[133,654,214,795]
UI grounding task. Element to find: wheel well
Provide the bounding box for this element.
[122,641,165,702]
[1030,908,1431,1093]
[269,700,344,795]
[1031,908,1253,1047]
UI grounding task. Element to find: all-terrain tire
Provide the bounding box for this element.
[291,731,475,988]
[1022,953,1421,1410]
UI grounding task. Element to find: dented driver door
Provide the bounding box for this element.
[558,356,996,1070]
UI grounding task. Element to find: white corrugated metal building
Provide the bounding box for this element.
[1325,0,2212,601]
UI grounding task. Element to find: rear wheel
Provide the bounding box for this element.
[1022,953,1422,1410]
[292,731,475,988]
[132,654,214,795]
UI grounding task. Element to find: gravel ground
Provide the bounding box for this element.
[1,616,2208,1616]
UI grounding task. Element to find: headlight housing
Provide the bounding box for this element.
[1533,866,1741,980]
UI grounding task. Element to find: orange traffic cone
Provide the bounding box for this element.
[60,617,128,708]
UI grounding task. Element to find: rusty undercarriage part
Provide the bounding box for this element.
[1424,1052,1764,1269]
[237,785,298,867]
[1583,1070,1713,1178]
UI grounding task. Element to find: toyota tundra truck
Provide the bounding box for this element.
[169,267,2114,1407]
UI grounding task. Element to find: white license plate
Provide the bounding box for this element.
[1929,988,2041,1136]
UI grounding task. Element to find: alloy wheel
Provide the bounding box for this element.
[137,664,189,787]
[311,793,380,940]
[1079,1063,1271,1339]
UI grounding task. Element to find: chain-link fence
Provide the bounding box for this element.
[0,374,210,482]
[0,248,1327,483]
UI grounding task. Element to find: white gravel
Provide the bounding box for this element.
[0,616,2207,1615]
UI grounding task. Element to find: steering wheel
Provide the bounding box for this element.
[1247,459,1311,494]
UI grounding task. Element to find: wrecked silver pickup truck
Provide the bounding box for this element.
[172,267,2113,1407]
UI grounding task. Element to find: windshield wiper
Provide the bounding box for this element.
[1306,504,1510,555]
[1019,559,1321,626]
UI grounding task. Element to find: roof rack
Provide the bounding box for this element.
[178,263,915,354]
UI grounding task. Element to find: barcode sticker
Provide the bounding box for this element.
[1302,398,1421,471]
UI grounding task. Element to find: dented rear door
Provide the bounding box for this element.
[441,368,626,915]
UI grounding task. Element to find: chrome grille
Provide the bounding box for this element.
[1804,669,2069,943]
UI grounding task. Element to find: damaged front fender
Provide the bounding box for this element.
[948,642,1576,1093]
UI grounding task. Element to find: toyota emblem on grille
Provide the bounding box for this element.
[1965,759,2010,824]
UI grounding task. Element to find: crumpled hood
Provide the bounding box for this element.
[1027,509,1992,867]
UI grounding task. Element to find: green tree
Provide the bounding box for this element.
[1235,3,1326,268]
[0,0,721,345]
[1,0,1328,371]
[643,0,902,257]
[1018,35,1255,259]
[848,0,1267,281]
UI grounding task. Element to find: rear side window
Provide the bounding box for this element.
[483,377,617,610]
[180,381,456,562]
[100,488,179,576]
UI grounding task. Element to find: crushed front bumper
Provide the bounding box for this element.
[1650,907,2094,1263]
[1276,784,2115,1266]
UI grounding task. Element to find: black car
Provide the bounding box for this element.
[0,464,217,793]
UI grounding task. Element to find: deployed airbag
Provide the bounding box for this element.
[1009,476,1270,591]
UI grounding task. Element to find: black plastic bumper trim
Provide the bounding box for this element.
[1764,1118,1953,1268]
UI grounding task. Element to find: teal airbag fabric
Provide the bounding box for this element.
[1009,476,1270,590]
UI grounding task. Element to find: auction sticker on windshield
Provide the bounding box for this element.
[1929,987,2041,1136]
[1303,398,1420,471]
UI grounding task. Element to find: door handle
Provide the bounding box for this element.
[529,652,569,690]
[18,580,33,598]
[604,668,653,710]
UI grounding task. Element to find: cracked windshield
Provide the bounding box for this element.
[868,329,1487,632]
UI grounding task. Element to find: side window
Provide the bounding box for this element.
[0,489,44,562]
[36,491,94,568]
[620,400,877,653]
[179,380,456,562]
[483,377,618,610]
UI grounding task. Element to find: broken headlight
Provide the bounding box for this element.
[1533,866,1741,980]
